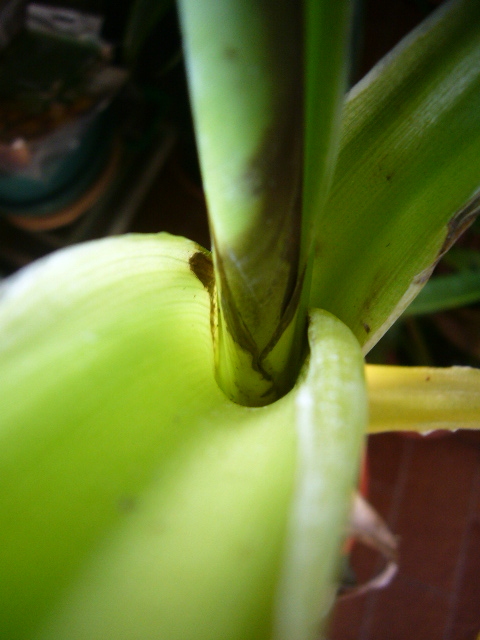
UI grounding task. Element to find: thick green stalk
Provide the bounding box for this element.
[178,0,352,405]
[178,0,303,405]
[310,0,480,352]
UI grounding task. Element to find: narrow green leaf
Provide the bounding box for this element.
[301,0,352,268]
[405,268,480,316]
[123,0,173,64]
[295,0,354,393]
[442,247,480,272]
[310,0,480,352]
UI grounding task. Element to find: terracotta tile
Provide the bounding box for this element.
[365,432,411,532]
[366,479,396,523]
[455,442,480,520]
[367,434,406,490]
[368,573,449,640]
[393,436,478,592]
[474,474,480,521]
[458,430,480,449]
[448,519,480,640]
[472,462,480,522]
[350,537,387,590]
[332,434,480,638]
[329,592,368,640]
[329,488,400,639]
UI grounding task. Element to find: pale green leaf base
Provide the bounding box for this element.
[0,234,366,640]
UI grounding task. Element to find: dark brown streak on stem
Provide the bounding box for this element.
[213,0,304,365]
[214,231,308,400]
[258,265,307,365]
[238,116,303,315]
[204,1,306,402]
[212,235,275,386]
[236,0,304,337]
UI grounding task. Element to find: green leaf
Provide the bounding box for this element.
[310,0,480,352]
[123,0,173,64]
[442,247,480,272]
[0,235,366,640]
[302,0,352,267]
[405,268,480,316]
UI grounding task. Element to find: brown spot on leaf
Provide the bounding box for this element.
[189,250,214,297]
[363,322,371,334]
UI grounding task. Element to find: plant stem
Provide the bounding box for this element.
[179,0,352,405]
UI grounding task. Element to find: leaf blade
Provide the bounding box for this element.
[310,0,480,352]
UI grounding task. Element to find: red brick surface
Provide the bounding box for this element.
[330,433,480,640]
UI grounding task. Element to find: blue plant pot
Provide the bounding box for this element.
[0,112,108,209]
